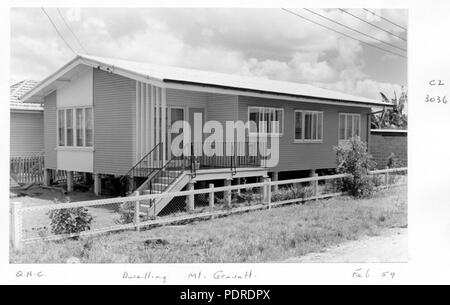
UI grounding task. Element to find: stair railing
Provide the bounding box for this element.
[120,142,163,194]
[126,142,163,179]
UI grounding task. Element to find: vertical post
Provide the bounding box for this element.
[261,175,269,204]
[236,178,241,194]
[209,183,215,219]
[161,87,167,163]
[265,177,272,209]
[66,171,74,192]
[135,82,141,161]
[11,202,22,251]
[43,168,51,186]
[224,178,232,207]
[187,181,195,211]
[94,173,101,196]
[145,84,150,154]
[140,83,145,158]
[155,87,160,163]
[313,173,318,201]
[134,191,140,232]
[385,166,390,188]
[271,172,279,191]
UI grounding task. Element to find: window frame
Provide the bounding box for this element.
[57,106,94,148]
[247,106,284,137]
[293,109,324,143]
[338,113,361,142]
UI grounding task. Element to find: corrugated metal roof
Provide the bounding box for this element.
[10,80,39,102]
[81,54,383,105]
[10,80,43,111]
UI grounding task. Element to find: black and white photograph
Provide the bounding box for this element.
[2,0,450,287]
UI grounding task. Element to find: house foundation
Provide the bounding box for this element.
[43,168,52,186]
[94,173,101,196]
[224,178,232,207]
[271,171,279,191]
[66,171,74,192]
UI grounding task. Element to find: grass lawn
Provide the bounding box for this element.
[10,186,407,263]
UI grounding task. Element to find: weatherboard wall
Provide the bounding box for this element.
[93,69,136,176]
[238,95,371,173]
[10,111,44,157]
[43,91,57,169]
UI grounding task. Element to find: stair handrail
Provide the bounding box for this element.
[124,142,163,178]
[145,154,185,201]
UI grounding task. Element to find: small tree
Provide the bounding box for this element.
[371,87,408,129]
[334,136,377,198]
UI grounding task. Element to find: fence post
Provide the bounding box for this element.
[266,177,272,209]
[11,202,22,251]
[313,173,318,201]
[209,183,215,219]
[187,181,195,211]
[385,166,389,188]
[224,178,232,208]
[134,191,140,232]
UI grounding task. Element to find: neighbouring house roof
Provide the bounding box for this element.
[10,80,43,111]
[21,54,390,107]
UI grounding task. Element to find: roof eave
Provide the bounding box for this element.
[19,56,84,103]
[162,78,388,107]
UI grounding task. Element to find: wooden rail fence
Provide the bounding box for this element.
[10,167,407,250]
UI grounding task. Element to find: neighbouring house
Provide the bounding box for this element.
[20,54,388,215]
[370,129,407,168]
[10,80,43,157]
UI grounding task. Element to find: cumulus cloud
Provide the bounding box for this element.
[10,7,407,101]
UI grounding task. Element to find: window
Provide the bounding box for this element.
[58,107,93,147]
[294,110,323,142]
[85,108,93,147]
[58,109,65,146]
[339,113,361,141]
[76,109,83,146]
[248,106,283,136]
[66,109,73,146]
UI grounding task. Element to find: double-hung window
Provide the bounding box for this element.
[294,110,323,142]
[248,106,284,136]
[57,107,93,147]
[338,113,360,141]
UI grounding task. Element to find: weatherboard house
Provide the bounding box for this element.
[20,55,386,215]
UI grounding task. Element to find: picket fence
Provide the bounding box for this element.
[10,155,67,185]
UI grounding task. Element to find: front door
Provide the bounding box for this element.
[189,108,205,157]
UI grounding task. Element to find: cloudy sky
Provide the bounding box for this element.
[10,7,407,100]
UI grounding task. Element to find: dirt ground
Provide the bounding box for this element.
[10,185,118,239]
[10,184,111,207]
[282,227,408,263]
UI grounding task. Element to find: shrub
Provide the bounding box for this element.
[334,136,377,198]
[116,200,137,224]
[48,203,93,237]
[271,185,313,202]
[237,189,258,204]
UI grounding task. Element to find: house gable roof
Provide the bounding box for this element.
[21,54,389,107]
[10,80,43,112]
